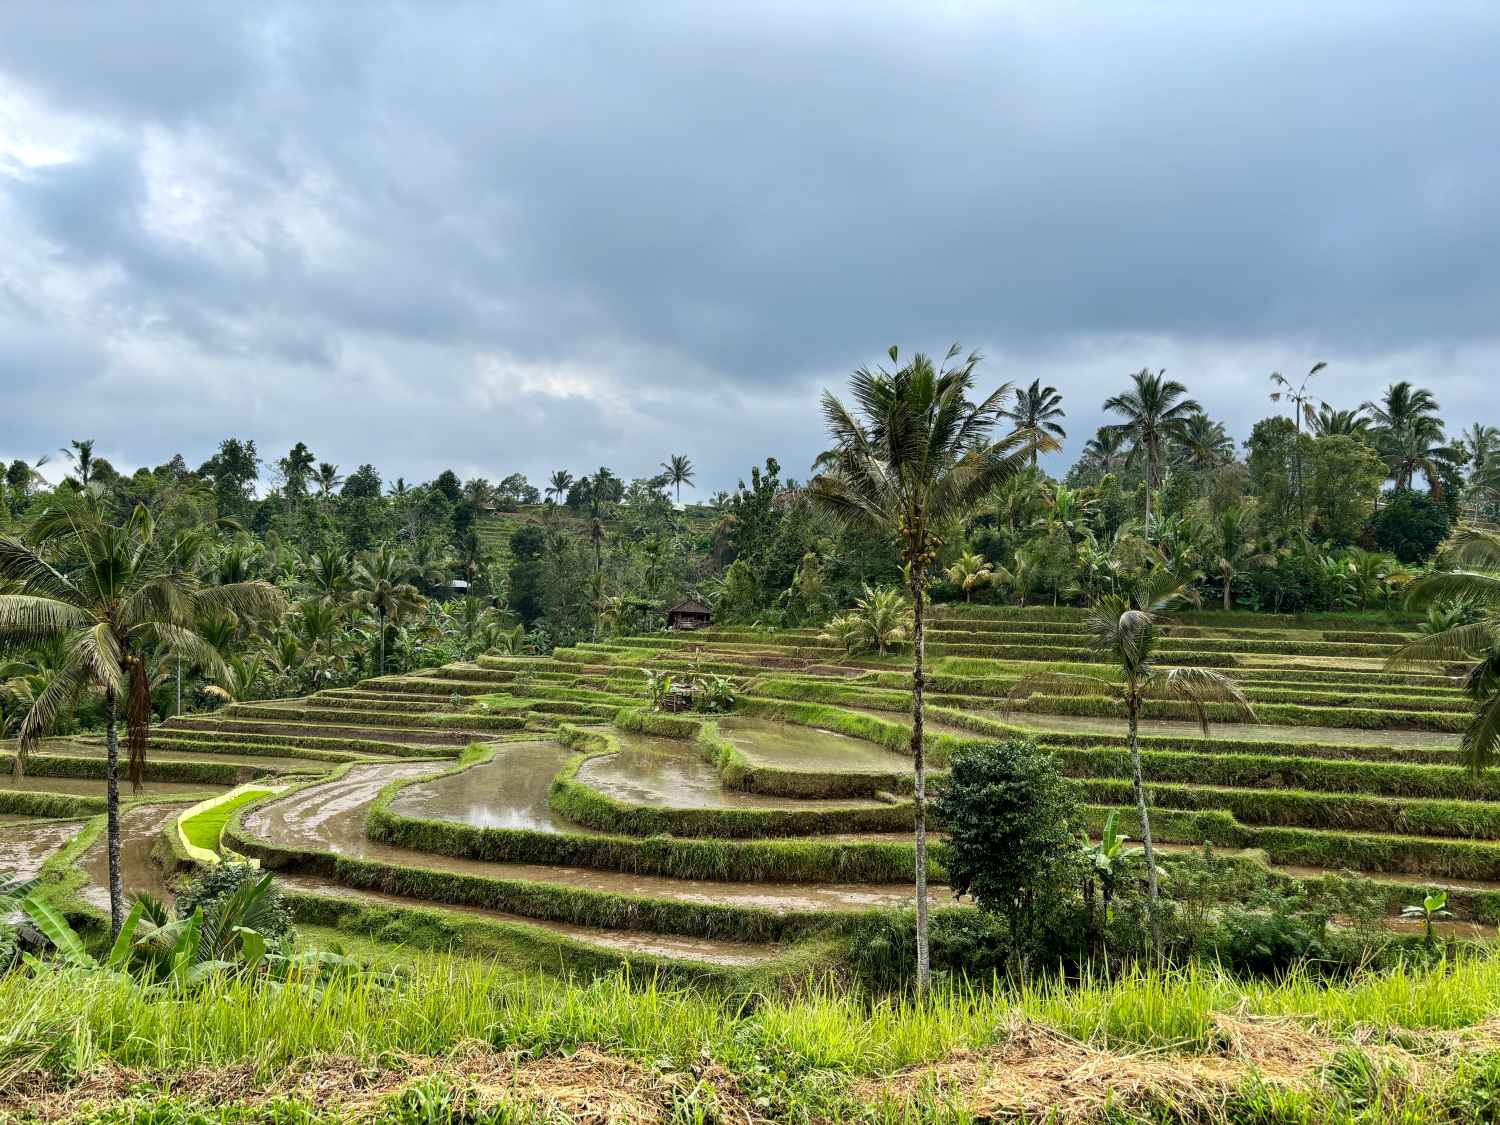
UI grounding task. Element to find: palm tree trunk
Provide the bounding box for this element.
[909,567,930,995]
[104,690,124,938]
[1128,694,1161,949]
[378,607,386,675]
[1223,573,1232,612]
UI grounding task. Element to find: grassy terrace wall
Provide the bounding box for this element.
[549,721,915,838]
[0,751,259,785]
[367,742,928,885]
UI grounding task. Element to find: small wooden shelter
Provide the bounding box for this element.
[665,598,712,631]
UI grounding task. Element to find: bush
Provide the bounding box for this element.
[932,738,1085,969]
[174,862,295,946]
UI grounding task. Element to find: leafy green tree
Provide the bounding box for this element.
[1247,416,1317,542]
[1005,578,1253,946]
[932,738,1082,971]
[197,438,260,521]
[0,497,282,935]
[808,343,1038,992]
[1001,380,1066,467]
[276,443,316,500]
[1373,490,1452,564]
[660,454,696,501]
[1103,369,1201,527]
[341,464,383,500]
[1209,503,1270,611]
[1305,434,1385,545]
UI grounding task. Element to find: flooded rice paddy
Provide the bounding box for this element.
[578,731,884,810]
[1,819,86,881]
[716,715,910,772]
[389,741,570,831]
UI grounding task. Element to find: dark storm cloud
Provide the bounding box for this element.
[1,1,1497,490]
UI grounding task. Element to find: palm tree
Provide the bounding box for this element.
[1002,381,1066,467]
[351,546,425,676]
[661,455,696,502]
[1267,362,1329,432]
[943,552,994,602]
[1388,528,1500,772]
[61,439,98,489]
[1004,577,1253,945]
[314,463,343,497]
[1310,405,1370,437]
[1172,411,1234,472]
[807,343,1040,991]
[545,470,573,504]
[1079,427,1128,479]
[1364,382,1453,494]
[1210,504,1271,611]
[1461,424,1499,483]
[0,497,283,935]
[1103,369,1201,527]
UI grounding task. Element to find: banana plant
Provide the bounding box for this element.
[1401,889,1453,949]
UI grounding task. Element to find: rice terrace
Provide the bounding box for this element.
[6,4,1500,1123]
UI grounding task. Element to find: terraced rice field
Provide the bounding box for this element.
[7,603,1496,975]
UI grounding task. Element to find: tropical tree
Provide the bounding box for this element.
[1388,528,1500,772]
[350,546,424,675]
[1461,424,1498,484]
[1002,380,1066,467]
[313,462,343,497]
[0,497,283,935]
[545,470,573,504]
[1209,503,1270,612]
[61,439,99,489]
[1310,405,1370,437]
[807,343,1040,991]
[1003,577,1253,945]
[661,455,696,502]
[1267,362,1329,432]
[1078,427,1128,479]
[1364,381,1452,494]
[1172,411,1235,472]
[943,551,994,602]
[1103,369,1201,527]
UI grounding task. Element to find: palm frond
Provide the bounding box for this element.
[1003,670,1120,715]
[1386,621,1500,669]
[1159,666,1256,734]
[0,595,94,642]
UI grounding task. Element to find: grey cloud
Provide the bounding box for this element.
[1,1,1498,492]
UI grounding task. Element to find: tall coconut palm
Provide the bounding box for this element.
[545,470,574,504]
[1388,527,1500,772]
[314,462,343,497]
[1103,369,1201,527]
[661,455,695,502]
[1461,424,1498,483]
[1310,405,1370,437]
[1002,380,1067,467]
[351,545,424,676]
[807,343,1042,991]
[1364,382,1452,494]
[1004,577,1254,946]
[0,497,283,935]
[1171,411,1234,472]
[60,439,99,489]
[1078,427,1128,479]
[1210,503,1271,612]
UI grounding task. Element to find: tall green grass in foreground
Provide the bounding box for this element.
[9,951,1500,1084]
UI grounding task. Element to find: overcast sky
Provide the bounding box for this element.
[2,2,1497,495]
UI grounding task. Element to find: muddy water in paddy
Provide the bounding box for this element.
[80,804,183,909]
[1,819,86,880]
[389,741,570,831]
[579,731,883,810]
[715,716,909,773]
[243,762,927,911]
[277,874,780,966]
